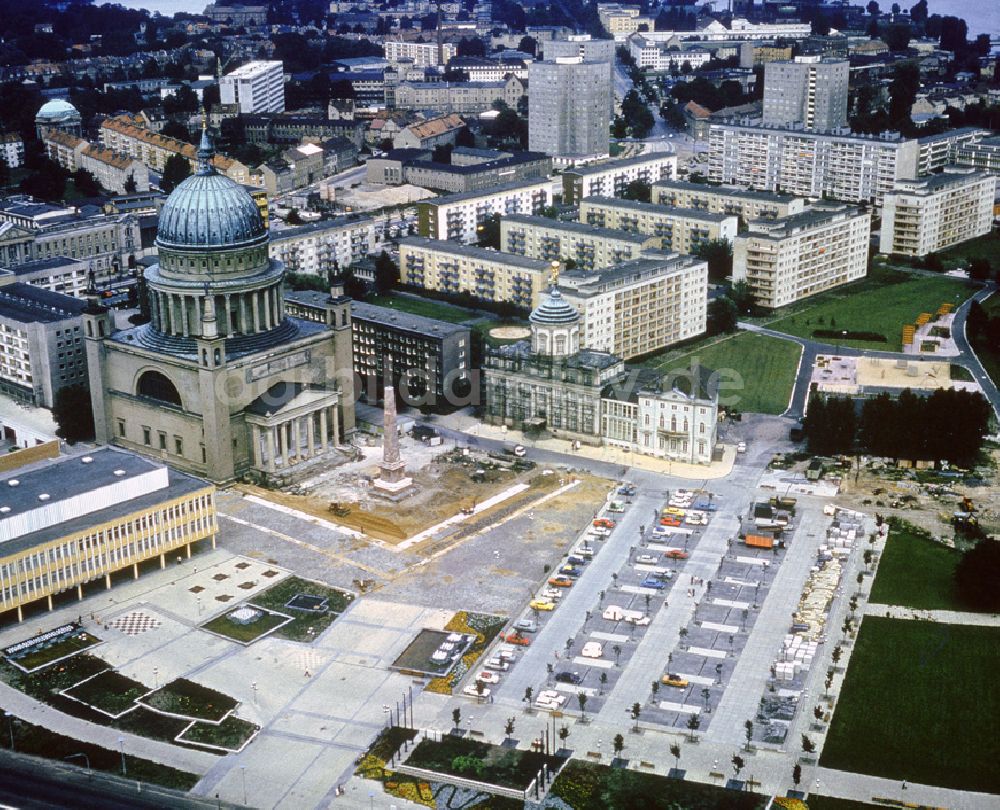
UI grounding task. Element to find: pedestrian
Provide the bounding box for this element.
[902,780,907,791]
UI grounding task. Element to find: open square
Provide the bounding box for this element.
[822,617,1000,793]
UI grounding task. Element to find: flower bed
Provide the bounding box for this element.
[4,626,100,672]
[200,605,292,644]
[177,715,260,752]
[62,669,147,718]
[425,612,506,695]
[405,736,559,791]
[139,678,238,723]
[218,576,353,643]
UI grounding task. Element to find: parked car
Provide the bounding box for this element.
[652,567,674,580]
[636,554,659,565]
[593,518,616,529]
[513,618,538,633]
[476,670,500,684]
[737,441,747,453]
[660,516,682,527]
[463,684,491,698]
[485,657,510,671]
[529,599,555,611]
[502,631,531,645]
[661,673,689,688]
[663,507,686,517]
[513,444,527,457]
[618,484,637,496]
[566,555,588,566]
[575,545,595,558]
[607,501,625,513]
[581,641,603,658]
[558,565,581,578]
[665,549,689,560]
[554,672,583,685]
[541,588,564,600]
[640,578,666,589]
[652,526,675,537]
[547,576,573,588]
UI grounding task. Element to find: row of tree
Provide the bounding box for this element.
[804,388,993,466]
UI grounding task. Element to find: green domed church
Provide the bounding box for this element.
[84,127,355,483]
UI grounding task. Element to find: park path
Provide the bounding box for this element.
[863,603,1000,626]
[0,681,219,775]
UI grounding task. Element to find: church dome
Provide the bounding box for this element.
[36,99,79,121]
[155,128,265,251]
[530,286,579,325]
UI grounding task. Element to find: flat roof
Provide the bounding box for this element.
[0,283,86,324]
[559,252,705,296]
[398,236,551,271]
[270,216,374,243]
[580,196,734,223]
[351,301,470,336]
[651,179,800,203]
[746,203,865,236]
[419,178,552,207]
[7,256,84,274]
[405,152,549,176]
[502,213,650,243]
[563,153,675,178]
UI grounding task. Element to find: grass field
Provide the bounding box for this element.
[969,291,1000,390]
[821,618,1000,793]
[368,294,475,324]
[765,267,971,351]
[644,331,801,415]
[939,231,1000,268]
[868,520,963,611]
[201,607,290,644]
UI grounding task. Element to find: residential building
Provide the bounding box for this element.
[243,114,364,148]
[557,252,708,359]
[879,169,994,257]
[628,35,713,72]
[0,133,24,169]
[528,58,611,160]
[651,180,806,222]
[368,149,551,194]
[579,196,738,254]
[0,447,217,622]
[100,116,252,185]
[204,2,267,25]
[914,127,989,176]
[0,211,141,274]
[540,35,616,106]
[500,214,657,270]
[416,179,552,243]
[85,130,356,484]
[627,18,811,45]
[269,217,377,277]
[596,4,656,37]
[384,40,457,68]
[34,99,81,140]
[561,154,677,205]
[2,256,102,298]
[446,56,530,82]
[392,114,466,150]
[732,204,871,309]
[254,142,326,197]
[0,283,86,407]
[953,134,1000,177]
[42,128,149,193]
[762,57,849,132]
[398,237,551,310]
[394,77,525,115]
[482,286,717,462]
[220,61,285,114]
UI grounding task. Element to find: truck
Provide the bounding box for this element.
[744,533,775,550]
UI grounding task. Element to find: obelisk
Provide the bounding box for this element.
[374,381,413,493]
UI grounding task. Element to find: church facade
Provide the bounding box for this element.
[84,128,355,484]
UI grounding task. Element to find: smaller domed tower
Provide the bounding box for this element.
[529,287,580,359]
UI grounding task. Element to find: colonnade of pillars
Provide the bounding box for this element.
[251,406,339,473]
[149,286,284,337]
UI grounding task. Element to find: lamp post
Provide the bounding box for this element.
[251,681,258,706]
[153,667,158,689]
[118,736,126,776]
[3,711,13,750]
[241,765,247,805]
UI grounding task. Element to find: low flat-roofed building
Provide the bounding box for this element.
[416,180,552,243]
[368,150,551,194]
[501,214,657,270]
[579,196,738,254]
[0,282,87,408]
[651,180,806,223]
[561,154,678,205]
[0,447,217,622]
[733,203,871,309]
[558,251,708,359]
[398,236,551,310]
[2,256,91,298]
[879,169,994,257]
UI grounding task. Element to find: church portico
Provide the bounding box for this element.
[246,383,340,475]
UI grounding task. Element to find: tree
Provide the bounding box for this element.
[730,280,754,314]
[374,251,399,295]
[621,88,654,137]
[475,678,486,699]
[599,672,608,694]
[558,724,570,748]
[669,743,681,771]
[518,35,537,56]
[452,707,461,729]
[695,239,733,284]
[888,62,920,125]
[286,208,303,225]
[732,755,745,782]
[802,734,816,753]
[612,644,622,665]
[160,120,191,143]
[523,686,533,706]
[701,687,711,712]
[708,295,738,335]
[744,719,753,750]
[969,258,991,282]
[686,712,700,740]
[451,755,485,776]
[631,702,641,731]
[621,180,651,202]
[792,763,802,788]
[577,691,588,717]
[476,213,501,249]
[52,385,95,443]
[163,83,199,116]
[613,733,625,758]
[123,173,137,194]
[160,153,190,193]
[454,126,475,149]
[651,680,660,699]
[20,158,67,202]
[832,645,843,667]
[504,717,515,739]
[72,168,101,197]
[867,1,880,15]
[955,538,1000,611]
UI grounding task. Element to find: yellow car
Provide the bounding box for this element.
[661,673,689,688]
[529,599,555,611]
[662,507,686,517]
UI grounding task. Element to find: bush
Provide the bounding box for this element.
[955,538,1000,612]
[811,329,887,342]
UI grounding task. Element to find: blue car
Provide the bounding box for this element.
[640,578,666,589]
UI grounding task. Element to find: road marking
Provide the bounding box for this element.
[712,599,750,609]
[700,621,739,633]
[620,585,662,595]
[553,683,598,697]
[589,631,630,642]
[571,656,614,668]
[687,646,727,659]
[658,701,701,714]
[735,556,770,566]
[676,673,715,685]
[723,577,760,587]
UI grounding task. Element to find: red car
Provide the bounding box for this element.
[660,516,682,527]
[593,518,616,529]
[502,632,531,646]
[665,549,689,560]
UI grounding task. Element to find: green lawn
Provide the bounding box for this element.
[368,294,475,324]
[868,519,963,611]
[821,618,1000,793]
[644,331,801,415]
[939,230,1000,267]
[177,715,259,752]
[201,607,290,644]
[62,670,148,717]
[473,319,530,347]
[247,575,353,642]
[765,267,971,351]
[7,629,100,671]
[969,292,1000,390]
[406,736,561,790]
[140,678,237,723]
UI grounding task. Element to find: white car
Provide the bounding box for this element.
[476,670,500,684]
[737,442,747,453]
[652,526,675,537]
[581,641,604,659]
[541,588,564,600]
[463,684,491,698]
[626,615,651,627]
[636,554,659,564]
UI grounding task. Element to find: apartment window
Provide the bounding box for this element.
[117,419,126,438]
[174,436,183,456]
[142,426,151,446]
[158,432,167,451]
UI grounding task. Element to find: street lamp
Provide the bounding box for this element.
[252,681,258,706]
[241,765,247,805]
[153,667,158,689]
[118,736,126,776]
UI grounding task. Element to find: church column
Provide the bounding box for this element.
[262,288,271,331]
[306,412,315,456]
[272,285,281,325]
[318,408,328,451]
[159,292,169,333]
[265,427,275,472]
[238,294,248,335]
[283,421,292,466]
[330,405,339,446]
[251,291,261,332]
[251,424,261,469]
[181,295,190,337]
[149,293,160,331]
[223,293,232,336]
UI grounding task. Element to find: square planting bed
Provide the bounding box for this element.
[200,605,293,644]
[139,678,238,723]
[390,629,473,677]
[285,593,328,612]
[62,669,147,718]
[177,716,260,753]
[3,625,100,673]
